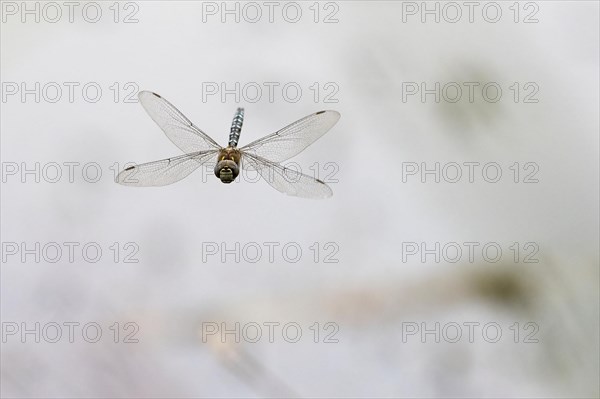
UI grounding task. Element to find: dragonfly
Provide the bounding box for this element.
[115,91,340,199]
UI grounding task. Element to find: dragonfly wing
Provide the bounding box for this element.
[243,153,332,199]
[138,91,222,153]
[116,150,218,187]
[239,110,340,163]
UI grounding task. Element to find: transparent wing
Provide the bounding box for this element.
[138,91,222,153]
[116,150,218,187]
[240,110,340,163]
[243,153,332,199]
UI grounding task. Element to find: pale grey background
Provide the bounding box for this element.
[1,1,599,398]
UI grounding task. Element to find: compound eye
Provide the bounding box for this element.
[214,160,239,183]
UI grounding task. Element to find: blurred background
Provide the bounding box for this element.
[1,1,598,397]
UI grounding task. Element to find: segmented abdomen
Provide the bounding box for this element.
[228,107,244,147]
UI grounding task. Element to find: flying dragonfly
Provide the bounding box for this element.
[115,91,340,199]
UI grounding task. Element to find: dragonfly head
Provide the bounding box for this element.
[214,160,239,184]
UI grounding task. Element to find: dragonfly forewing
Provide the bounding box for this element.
[242,153,333,199]
[116,150,218,187]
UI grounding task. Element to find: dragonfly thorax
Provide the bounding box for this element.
[214,147,241,183]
